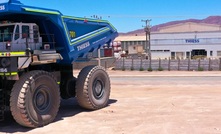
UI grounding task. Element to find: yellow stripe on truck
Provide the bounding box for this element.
[0,72,18,76]
[0,51,26,57]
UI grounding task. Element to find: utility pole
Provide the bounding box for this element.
[142,19,152,68]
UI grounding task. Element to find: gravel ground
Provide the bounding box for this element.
[1,70,221,134]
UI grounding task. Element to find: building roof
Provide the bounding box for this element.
[157,22,221,33]
[115,35,147,41]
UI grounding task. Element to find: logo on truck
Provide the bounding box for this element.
[77,42,90,51]
[69,30,76,39]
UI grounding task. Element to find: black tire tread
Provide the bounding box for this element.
[76,65,110,110]
[10,71,60,128]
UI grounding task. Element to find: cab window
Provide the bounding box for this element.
[0,25,14,42]
[22,26,29,38]
[33,25,39,43]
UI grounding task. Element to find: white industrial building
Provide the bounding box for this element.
[115,22,221,59]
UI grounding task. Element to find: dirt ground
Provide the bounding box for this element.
[1,70,221,134]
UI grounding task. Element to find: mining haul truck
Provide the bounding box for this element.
[0,0,118,127]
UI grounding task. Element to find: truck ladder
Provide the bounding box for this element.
[0,88,5,121]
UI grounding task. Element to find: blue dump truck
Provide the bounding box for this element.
[0,0,118,127]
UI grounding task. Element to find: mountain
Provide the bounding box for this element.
[120,16,221,36]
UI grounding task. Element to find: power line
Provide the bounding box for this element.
[95,14,213,19]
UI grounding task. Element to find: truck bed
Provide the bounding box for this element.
[0,0,118,64]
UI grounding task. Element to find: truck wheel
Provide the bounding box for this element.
[10,71,60,128]
[76,66,110,110]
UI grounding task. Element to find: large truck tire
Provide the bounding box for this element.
[76,65,110,110]
[10,71,60,128]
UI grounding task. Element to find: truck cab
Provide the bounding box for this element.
[0,22,61,79]
[0,22,42,51]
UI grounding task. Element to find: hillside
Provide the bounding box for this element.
[121,16,221,35]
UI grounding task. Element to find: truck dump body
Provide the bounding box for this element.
[0,0,118,64]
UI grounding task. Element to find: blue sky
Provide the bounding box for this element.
[18,0,221,33]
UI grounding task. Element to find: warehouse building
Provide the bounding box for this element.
[115,22,221,59]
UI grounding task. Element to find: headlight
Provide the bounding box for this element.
[6,41,11,50]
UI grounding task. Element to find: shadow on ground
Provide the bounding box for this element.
[0,98,117,133]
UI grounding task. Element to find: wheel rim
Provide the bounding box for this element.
[93,79,104,99]
[33,85,50,113]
